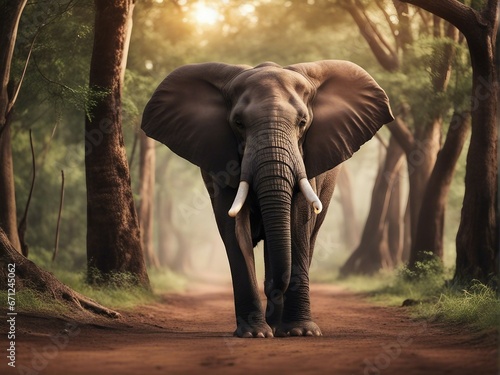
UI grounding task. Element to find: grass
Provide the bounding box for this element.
[334,257,500,332]
[1,289,69,315]
[53,267,187,309]
[6,265,187,314]
[414,282,500,330]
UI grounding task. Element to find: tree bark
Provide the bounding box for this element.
[0,0,27,252]
[406,117,442,246]
[401,0,499,284]
[138,132,159,269]
[409,111,471,266]
[157,192,173,268]
[401,198,411,262]
[0,125,21,252]
[386,169,403,265]
[340,137,404,275]
[85,0,149,288]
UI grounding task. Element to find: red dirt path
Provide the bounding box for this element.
[2,283,498,375]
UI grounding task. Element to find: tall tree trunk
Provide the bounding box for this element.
[157,192,173,267]
[340,137,404,275]
[155,152,173,268]
[0,0,27,252]
[0,125,21,252]
[85,0,149,288]
[400,0,498,284]
[401,198,411,263]
[406,118,442,246]
[138,132,159,269]
[410,111,471,266]
[172,227,192,275]
[455,4,498,284]
[336,166,360,249]
[386,170,403,265]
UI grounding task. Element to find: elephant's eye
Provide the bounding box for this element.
[298,117,308,127]
[234,118,244,128]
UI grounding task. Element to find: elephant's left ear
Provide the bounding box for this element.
[286,60,394,178]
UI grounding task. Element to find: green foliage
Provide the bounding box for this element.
[53,267,186,309]
[399,251,445,283]
[383,270,449,304]
[339,267,499,331]
[417,281,500,330]
[0,289,69,314]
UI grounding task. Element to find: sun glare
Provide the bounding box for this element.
[193,3,221,25]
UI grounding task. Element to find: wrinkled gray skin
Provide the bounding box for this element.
[142,60,394,338]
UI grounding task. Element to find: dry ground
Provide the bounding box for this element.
[2,283,498,375]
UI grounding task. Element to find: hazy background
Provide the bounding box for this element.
[10,0,467,284]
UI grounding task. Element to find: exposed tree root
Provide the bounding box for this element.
[0,228,120,318]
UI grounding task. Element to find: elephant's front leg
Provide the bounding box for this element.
[274,184,326,337]
[205,178,272,338]
[275,239,322,337]
[224,233,273,338]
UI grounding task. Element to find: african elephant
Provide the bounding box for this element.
[141,60,393,338]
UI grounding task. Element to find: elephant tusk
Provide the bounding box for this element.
[228,181,250,217]
[299,178,323,214]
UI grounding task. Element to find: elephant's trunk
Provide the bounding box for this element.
[253,152,294,295]
[228,124,323,299]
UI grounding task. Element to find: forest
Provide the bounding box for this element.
[0,0,498,374]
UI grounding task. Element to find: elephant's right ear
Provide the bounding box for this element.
[141,63,250,187]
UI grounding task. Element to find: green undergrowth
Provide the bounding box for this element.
[335,256,500,332]
[1,289,69,315]
[53,267,187,309]
[8,265,187,314]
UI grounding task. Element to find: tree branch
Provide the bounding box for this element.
[376,0,398,41]
[399,0,479,37]
[52,170,65,263]
[387,117,415,154]
[343,0,400,71]
[17,129,36,257]
[375,133,389,149]
[7,30,40,115]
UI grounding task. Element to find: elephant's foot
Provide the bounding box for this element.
[275,320,322,337]
[233,321,274,338]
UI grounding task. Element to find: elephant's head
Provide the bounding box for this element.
[142,60,393,293]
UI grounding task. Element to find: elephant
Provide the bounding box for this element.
[141,60,393,338]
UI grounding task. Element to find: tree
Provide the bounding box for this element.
[410,111,470,262]
[340,137,404,275]
[336,167,361,249]
[399,0,498,284]
[0,0,27,253]
[138,132,159,269]
[339,0,472,274]
[85,0,149,288]
[0,0,137,316]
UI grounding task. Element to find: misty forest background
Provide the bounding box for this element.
[1,0,499,321]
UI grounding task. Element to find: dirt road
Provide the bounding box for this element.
[4,283,498,375]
